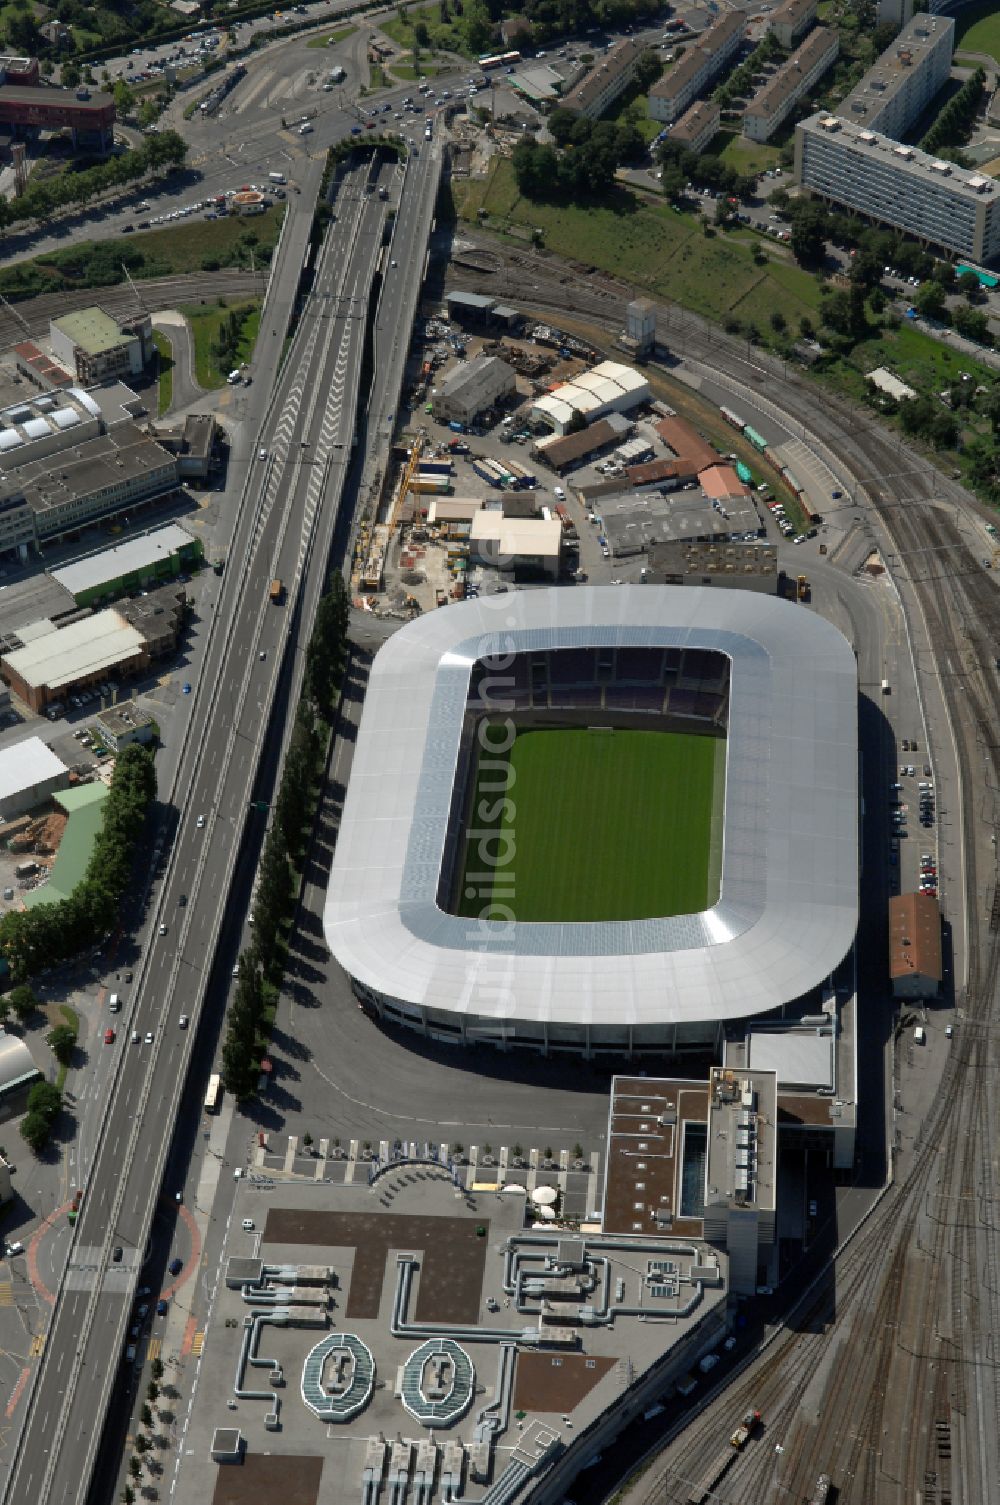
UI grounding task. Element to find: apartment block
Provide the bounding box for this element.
[648,12,744,124]
[877,0,951,28]
[560,35,646,120]
[768,0,817,50]
[835,13,954,138]
[743,27,839,143]
[795,112,1000,263]
[667,98,721,153]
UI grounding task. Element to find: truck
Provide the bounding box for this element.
[269,578,284,604]
[730,1410,761,1449]
[472,459,501,487]
[675,1373,698,1397]
[797,575,810,602]
[328,64,345,81]
[881,678,891,694]
[448,420,466,433]
[378,185,389,200]
[268,171,287,184]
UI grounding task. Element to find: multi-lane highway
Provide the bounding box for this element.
[4,134,441,1505]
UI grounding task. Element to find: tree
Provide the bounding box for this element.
[148,1376,161,1398]
[930,409,959,449]
[129,1460,142,1482]
[958,269,982,303]
[953,305,991,345]
[916,280,947,320]
[413,19,429,45]
[140,1404,153,1428]
[47,1022,77,1065]
[770,309,786,333]
[565,407,587,435]
[8,985,34,1022]
[659,161,685,201]
[898,395,935,437]
[789,204,827,266]
[113,79,136,116]
[633,48,662,94]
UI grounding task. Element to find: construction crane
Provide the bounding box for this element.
[390,435,423,533]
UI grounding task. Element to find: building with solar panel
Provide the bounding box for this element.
[324,587,858,1057]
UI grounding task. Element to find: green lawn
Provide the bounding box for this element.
[458,727,724,923]
[380,4,469,56]
[152,329,174,415]
[954,0,1000,64]
[713,128,783,176]
[180,299,261,389]
[457,158,823,330]
[306,23,357,49]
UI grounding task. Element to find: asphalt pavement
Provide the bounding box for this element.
[3,139,422,1503]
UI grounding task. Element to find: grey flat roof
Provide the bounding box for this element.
[52,524,194,595]
[324,586,858,1030]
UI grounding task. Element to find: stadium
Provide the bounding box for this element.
[324,587,859,1056]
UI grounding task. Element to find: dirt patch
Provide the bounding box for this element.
[263,1209,489,1324]
[211,1453,323,1505]
[513,1351,617,1412]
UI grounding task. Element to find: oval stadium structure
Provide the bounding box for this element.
[323,586,858,1055]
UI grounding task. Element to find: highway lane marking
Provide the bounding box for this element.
[191,1331,205,1357]
[0,1282,12,1307]
[28,1336,44,1358]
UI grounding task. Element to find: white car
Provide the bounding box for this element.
[144,1031,154,1045]
[159,923,167,936]
[179,1014,189,1029]
[196,814,205,829]
[259,449,268,461]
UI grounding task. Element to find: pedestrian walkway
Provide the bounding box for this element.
[249,1133,603,1219]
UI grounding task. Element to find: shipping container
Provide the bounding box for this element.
[743,426,767,453]
[472,460,501,486]
[720,406,744,429]
[418,460,453,476]
[410,476,453,495]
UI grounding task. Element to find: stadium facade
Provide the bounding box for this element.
[324,587,859,1056]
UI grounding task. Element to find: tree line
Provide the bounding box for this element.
[0,745,157,983]
[220,573,350,1100]
[1,131,187,235]
[922,67,985,159]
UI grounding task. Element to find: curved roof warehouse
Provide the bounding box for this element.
[324,587,858,1055]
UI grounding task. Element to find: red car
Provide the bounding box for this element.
[104,1027,115,1044]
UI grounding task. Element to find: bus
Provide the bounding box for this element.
[204,1073,223,1113]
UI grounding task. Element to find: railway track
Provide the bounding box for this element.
[445,239,1000,1503]
[0,269,264,348]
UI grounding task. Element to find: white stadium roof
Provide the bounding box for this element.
[324,586,858,1037]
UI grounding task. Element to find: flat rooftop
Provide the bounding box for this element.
[0,734,65,800]
[52,309,132,356]
[52,523,194,596]
[835,12,954,127]
[177,1171,729,1505]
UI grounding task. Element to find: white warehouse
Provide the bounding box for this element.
[531,361,650,435]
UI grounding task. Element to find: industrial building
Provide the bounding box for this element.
[0,582,184,712]
[599,489,763,555]
[667,99,721,154]
[560,35,647,120]
[656,415,720,474]
[1,612,147,713]
[149,413,219,480]
[0,75,114,152]
[768,0,817,50]
[532,414,632,472]
[795,112,1000,263]
[531,361,649,435]
[742,27,839,143]
[432,357,517,426]
[0,387,104,472]
[646,540,780,593]
[49,308,153,386]
[700,464,751,505]
[835,13,953,139]
[13,424,179,547]
[12,339,74,392]
[324,587,858,1056]
[889,892,942,998]
[468,512,562,578]
[0,736,69,820]
[51,524,201,607]
[648,12,744,124]
[444,292,522,336]
[49,309,152,387]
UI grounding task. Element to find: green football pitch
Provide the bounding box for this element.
[457,727,725,923]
